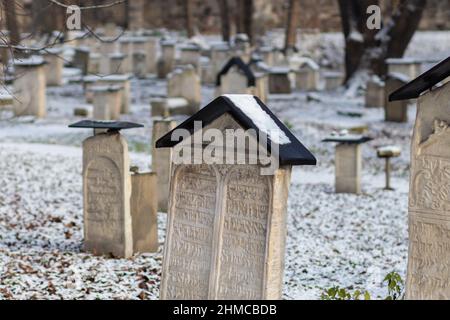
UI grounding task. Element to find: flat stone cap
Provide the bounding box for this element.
[69,120,143,131]
[322,134,373,144]
[377,146,401,158]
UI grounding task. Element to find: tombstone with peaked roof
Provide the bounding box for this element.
[384,73,410,122]
[156,94,316,300]
[167,65,201,114]
[294,58,320,91]
[69,120,158,258]
[216,57,267,102]
[389,56,450,300]
[13,56,47,118]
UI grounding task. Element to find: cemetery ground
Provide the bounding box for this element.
[0,31,448,300]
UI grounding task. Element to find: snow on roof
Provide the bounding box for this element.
[377,146,401,157]
[223,94,291,145]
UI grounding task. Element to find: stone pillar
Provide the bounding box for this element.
[167,65,202,114]
[83,132,133,258]
[92,86,123,120]
[73,47,90,75]
[133,51,147,78]
[88,53,101,75]
[43,48,63,86]
[335,143,361,194]
[365,77,385,108]
[119,38,134,74]
[109,53,126,75]
[99,39,119,74]
[131,172,158,253]
[384,74,409,123]
[13,57,47,118]
[152,119,177,212]
[97,75,132,114]
[157,41,176,79]
[179,45,201,73]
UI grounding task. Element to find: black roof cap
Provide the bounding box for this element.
[216,57,256,87]
[156,95,317,166]
[389,56,450,101]
[322,136,373,144]
[69,120,144,131]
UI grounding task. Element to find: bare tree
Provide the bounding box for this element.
[242,0,253,44]
[339,0,428,82]
[284,0,300,53]
[218,0,231,42]
[185,0,195,38]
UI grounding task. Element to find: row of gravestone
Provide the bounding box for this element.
[68,51,450,299]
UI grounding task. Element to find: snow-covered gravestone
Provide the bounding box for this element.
[323,71,344,91]
[42,48,63,86]
[156,95,316,300]
[384,73,410,123]
[151,118,177,212]
[294,58,320,91]
[323,134,373,194]
[216,57,266,101]
[13,56,47,118]
[268,67,292,94]
[365,76,385,108]
[69,120,158,258]
[386,58,422,80]
[167,65,201,114]
[389,56,450,299]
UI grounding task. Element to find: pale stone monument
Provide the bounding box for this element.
[179,43,202,73]
[131,36,158,74]
[294,58,320,91]
[92,85,123,120]
[99,39,119,74]
[119,37,134,74]
[323,134,373,194]
[268,67,292,94]
[386,58,422,79]
[13,56,47,118]
[384,73,410,123]
[158,40,176,79]
[389,56,450,299]
[42,48,63,86]
[133,51,147,79]
[83,76,98,104]
[69,120,158,258]
[109,53,126,75]
[96,74,132,114]
[152,118,177,212]
[156,94,316,300]
[323,71,344,90]
[88,53,101,75]
[208,43,232,84]
[365,76,385,108]
[167,65,201,114]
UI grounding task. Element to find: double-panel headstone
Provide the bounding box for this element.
[156,95,316,300]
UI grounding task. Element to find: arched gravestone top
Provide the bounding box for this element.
[155,95,317,166]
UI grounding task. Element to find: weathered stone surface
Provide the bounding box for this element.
[83,132,133,258]
[335,143,361,194]
[92,86,122,120]
[295,68,319,91]
[157,42,176,79]
[365,78,385,109]
[43,51,63,86]
[384,75,409,123]
[167,65,201,113]
[160,113,292,300]
[406,82,450,299]
[268,71,291,94]
[152,119,177,212]
[131,172,158,253]
[13,63,47,118]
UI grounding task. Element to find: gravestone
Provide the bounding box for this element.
[13,56,47,118]
[152,119,177,212]
[131,36,157,74]
[156,94,316,300]
[167,65,201,114]
[295,59,320,91]
[96,74,132,114]
[389,57,450,299]
[42,48,63,86]
[323,71,344,90]
[92,85,122,120]
[384,73,410,123]
[109,53,126,75]
[365,76,385,108]
[323,134,373,194]
[88,53,101,74]
[69,120,156,258]
[99,39,119,74]
[386,58,422,79]
[83,76,98,103]
[209,43,231,84]
[119,37,134,74]
[179,43,202,73]
[268,67,291,94]
[73,47,90,75]
[259,46,274,67]
[131,171,159,253]
[133,51,147,78]
[158,40,176,79]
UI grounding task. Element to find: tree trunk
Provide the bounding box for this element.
[185,0,195,38]
[218,0,231,42]
[242,0,254,44]
[2,0,20,47]
[284,0,301,53]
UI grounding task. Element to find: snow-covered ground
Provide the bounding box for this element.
[0,31,448,300]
